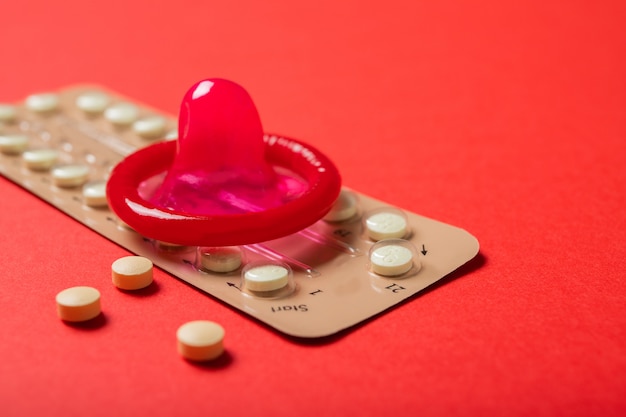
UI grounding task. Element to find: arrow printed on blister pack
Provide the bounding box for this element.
[227,282,242,291]
[421,244,428,255]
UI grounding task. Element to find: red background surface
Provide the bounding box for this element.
[1,1,625,416]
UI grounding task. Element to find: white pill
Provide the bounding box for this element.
[111,256,153,290]
[177,320,225,361]
[76,91,110,114]
[0,134,28,155]
[324,189,358,222]
[56,286,101,322]
[365,211,408,241]
[104,102,139,125]
[23,148,59,170]
[0,104,17,122]
[200,246,242,273]
[164,130,178,140]
[52,164,89,187]
[370,244,414,276]
[82,181,108,207]
[132,116,166,139]
[25,93,59,113]
[244,264,289,292]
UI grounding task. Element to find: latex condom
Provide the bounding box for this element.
[106,79,341,246]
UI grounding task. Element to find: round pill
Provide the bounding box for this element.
[76,91,110,114]
[177,320,225,361]
[104,102,139,125]
[244,264,289,292]
[132,116,166,139]
[111,256,153,290]
[23,148,59,170]
[164,130,178,140]
[56,286,101,322]
[200,246,242,273]
[82,181,108,207]
[0,134,28,155]
[52,164,89,187]
[25,93,59,113]
[370,244,414,276]
[365,211,408,241]
[324,189,358,222]
[0,104,17,122]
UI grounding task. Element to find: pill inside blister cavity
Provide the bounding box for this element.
[82,181,108,207]
[133,116,166,139]
[242,262,294,297]
[52,164,89,187]
[25,93,59,113]
[197,246,243,273]
[76,91,110,114]
[0,134,28,155]
[104,102,139,125]
[23,149,59,170]
[107,78,341,246]
[368,239,420,277]
[324,189,359,222]
[0,104,17,122]
[364,207,409,241]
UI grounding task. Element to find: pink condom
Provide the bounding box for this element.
[107,79,341,246]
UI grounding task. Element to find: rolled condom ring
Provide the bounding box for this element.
[107,79,341,246]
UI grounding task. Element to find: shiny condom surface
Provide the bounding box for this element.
[0,81,479,338]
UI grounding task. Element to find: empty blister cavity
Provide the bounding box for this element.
[76,91,110,114]
[197,246,243,273]
[25,93,59,113]
[324,188,359,222]
[364,207,409,241]
[241,261,295,298]
[0,134,28,155]
[368,239,420,277]
[23,149,59,170]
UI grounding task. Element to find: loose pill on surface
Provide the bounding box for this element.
[365,210,408,241]
[56,286,101,322]
[177,320,225,361]
[111,256,154,290]
[244,264,289,292]
[370,244,415,276]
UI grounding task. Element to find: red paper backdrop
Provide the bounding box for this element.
[1,1,625,416]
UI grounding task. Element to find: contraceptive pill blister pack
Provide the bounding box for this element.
[0,85,479,338]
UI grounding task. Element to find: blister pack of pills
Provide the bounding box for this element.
[0,83,479,338]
